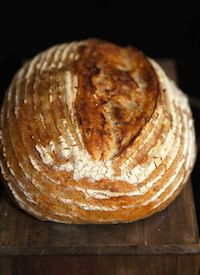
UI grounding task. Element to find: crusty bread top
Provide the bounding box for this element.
[74,39,159,160]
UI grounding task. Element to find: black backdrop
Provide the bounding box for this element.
[0,0,200,222]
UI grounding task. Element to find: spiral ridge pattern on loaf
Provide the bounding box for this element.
[0,39,196,223]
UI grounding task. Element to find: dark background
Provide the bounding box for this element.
[0,0,200,222]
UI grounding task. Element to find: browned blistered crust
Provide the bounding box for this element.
[75,39,159,160]
[0,39,196,224]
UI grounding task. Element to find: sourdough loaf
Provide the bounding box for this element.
[0,39,196,223]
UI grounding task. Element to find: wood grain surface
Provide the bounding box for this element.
[0,255,200,275]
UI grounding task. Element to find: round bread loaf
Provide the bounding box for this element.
[0,39,196,224]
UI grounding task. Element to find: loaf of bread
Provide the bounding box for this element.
[0,39,196,224]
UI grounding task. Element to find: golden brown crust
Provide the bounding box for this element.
[75,39,159,160]
[0,39,196,224]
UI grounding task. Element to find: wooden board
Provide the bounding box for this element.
[0,60,199,256]
[1,255,200,275]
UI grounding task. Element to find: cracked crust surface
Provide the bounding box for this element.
[75,39,159,160]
